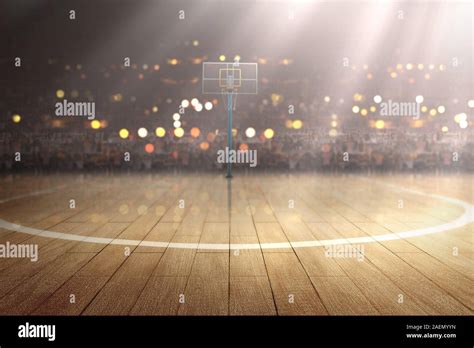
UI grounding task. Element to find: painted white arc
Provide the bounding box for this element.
[0,183,472,250]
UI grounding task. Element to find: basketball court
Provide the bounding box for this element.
[0,172,471,315]
[1,1,473,337]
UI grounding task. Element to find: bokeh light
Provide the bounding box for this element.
[375,120,385,129]
[56,89,65,98]
[207,132,216,142]
[204,101,213,110]
[353,93,363,102]
[119,128,129,139]
[292,120,303,129]
[264,128,274,139]
[454,113,467,123]
[174,127,184,137]
[190,127,201,138]
[91,120,101,129]
[12,114,21,123]
[245,127,256,138]
[112,93,123,102]
[145,143,154,153]
[155,127,166,137]
[239,143,249,151]
[138,127,148,138]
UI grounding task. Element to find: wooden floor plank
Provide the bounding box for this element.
[0,173,471,315]
[0,253,93,314]
[310,277,379,315]
[395,252,473,310]
[255,222,293,253]
[135,222,179,253]
[83,253,162,315]
[198,222,229,252]
[334,257,427,315]
[230,276,277,315]
[230,236,268,277]
[263,252,328,315]
[153,236,199,276]
[178,253,229,315]
[131,276,188,315]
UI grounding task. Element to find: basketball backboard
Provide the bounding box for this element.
[202,62,258,95]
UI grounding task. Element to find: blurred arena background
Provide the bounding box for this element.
[0,0,473,318]
[1,0,472,173]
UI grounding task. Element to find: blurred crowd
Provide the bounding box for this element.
[1,55,472,173]
[1,128,472,172]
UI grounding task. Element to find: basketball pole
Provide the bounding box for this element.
[202,61,257,178]
[226,92,233,178]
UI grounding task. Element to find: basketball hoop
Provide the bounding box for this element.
[202,61,258,178]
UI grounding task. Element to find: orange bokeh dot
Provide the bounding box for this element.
[207,133,216,142]
[145,143,154,153]
[190,127,201,138]
[239,143,249,151]
[200,141,210,150]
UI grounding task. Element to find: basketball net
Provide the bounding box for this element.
[221,90,238,111]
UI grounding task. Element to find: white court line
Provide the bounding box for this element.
[0,181,472,250]
[0,186,66,204]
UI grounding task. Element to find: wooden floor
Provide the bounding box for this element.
[0,172,472,315]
